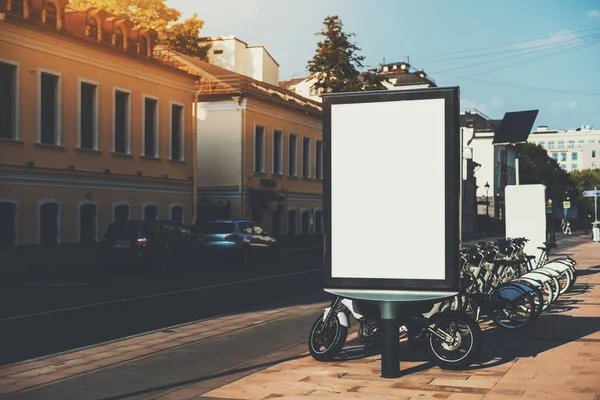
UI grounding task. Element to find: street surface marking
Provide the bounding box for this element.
[0,269,321,322]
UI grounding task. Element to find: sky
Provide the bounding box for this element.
[167,0,600,131]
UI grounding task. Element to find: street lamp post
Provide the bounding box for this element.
[484,182,490,217]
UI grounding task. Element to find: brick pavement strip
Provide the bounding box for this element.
[190,241,600,400]
[0,301,329,397]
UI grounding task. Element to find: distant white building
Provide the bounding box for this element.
[279,61,436,103]
[528,125,599,172]
[460,110,517,222]
[199,36,280,86]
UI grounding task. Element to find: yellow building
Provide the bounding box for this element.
[158,50,324,238]
[0,0,197,245]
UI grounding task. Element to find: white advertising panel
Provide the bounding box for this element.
[505,184,547,260]
[322,88,461,296]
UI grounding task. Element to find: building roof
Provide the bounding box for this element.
[391,72,437,87]
[156,48,322,118]
[278,77,307,90]
[460,111,500,132]
[2,7,195,81]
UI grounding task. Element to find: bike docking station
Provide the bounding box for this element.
[321,87,463,379]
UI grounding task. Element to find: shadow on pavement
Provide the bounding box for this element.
[98,353,310,400]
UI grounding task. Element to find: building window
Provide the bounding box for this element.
[139,36,148,56]
[571,164,578,172]
[10,0,23,15]
[301,210,310,235]
[539,141,545,149]
[254,125,265,172]
[79,202,98,243]
[314,210,322,235]
[287,209,297,235]
[171,103,184,161]
[79,81,97,150]
[113,202,130,222]
[39,71,61,145]
[0,200,18,246]
[114,27,124,49]
[143,97,158,157]
[302,137,311,178]
[213,49,223,54]
[552,153,558,161]
[273,130,283,175]
[288,134,298,177]
[558,140,565,148]
[561,152,567,161]
[315,140,323,180]
[548,141,555,149]
[572,152,578,161]
[114,90,130,154]
[87,18,98,39]
[593,150,596,158]
[143,203,158,221]
[45,2,57,28]
[170,205,183,223]
[39,200,60,245]
[560,163,567,170]
[593,163,597,169]
[578,140,585,148]
[0,62,17,140]
[567,140,575,148]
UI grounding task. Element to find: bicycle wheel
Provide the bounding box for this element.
[489,284,536,329]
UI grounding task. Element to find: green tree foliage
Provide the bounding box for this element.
[307,15,385,93]
[69,0,210,59]
[571,169,600,218]
[515,143,577,203]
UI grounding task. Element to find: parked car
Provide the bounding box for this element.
[195,219,277,263]
[101,220,208,269]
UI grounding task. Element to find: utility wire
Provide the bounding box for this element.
[411,26,600,62]
[428,33,600,75]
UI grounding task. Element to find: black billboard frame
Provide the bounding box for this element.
[322,87,462,296]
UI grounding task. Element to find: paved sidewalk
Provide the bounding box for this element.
[197,242,600,400]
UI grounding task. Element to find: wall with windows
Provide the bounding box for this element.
[0,4,197,246]
[529,126,600,173]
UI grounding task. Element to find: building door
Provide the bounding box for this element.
[0,202,16,246]
[114,204,130,222]
[80,203,97,243]
[301,210,310,235]
[40,202,59,244]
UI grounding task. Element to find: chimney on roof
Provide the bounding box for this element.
[537,126,548,132]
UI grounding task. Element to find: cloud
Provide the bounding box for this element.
[552,100,577,110]
[461,96,505,114]
[589,10,600,19]
[514,30,581,49]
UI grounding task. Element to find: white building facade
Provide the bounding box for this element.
[199,36,280,86]
[528,125,599,172]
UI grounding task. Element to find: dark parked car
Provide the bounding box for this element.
[101,220,208,269]
[196,219,277,263]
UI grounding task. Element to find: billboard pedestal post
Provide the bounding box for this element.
[380,301,401,379]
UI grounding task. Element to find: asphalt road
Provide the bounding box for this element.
[0,252,324,366]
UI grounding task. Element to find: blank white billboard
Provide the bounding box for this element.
[505,184,546,260]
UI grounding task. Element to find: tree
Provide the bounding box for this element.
[571,169,600,221]
[515,143,577,203]
[307,15,385,93]
[69,0,210,59]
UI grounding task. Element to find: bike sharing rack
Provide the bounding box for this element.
[321,87,462,378]
[505,184,547,261]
